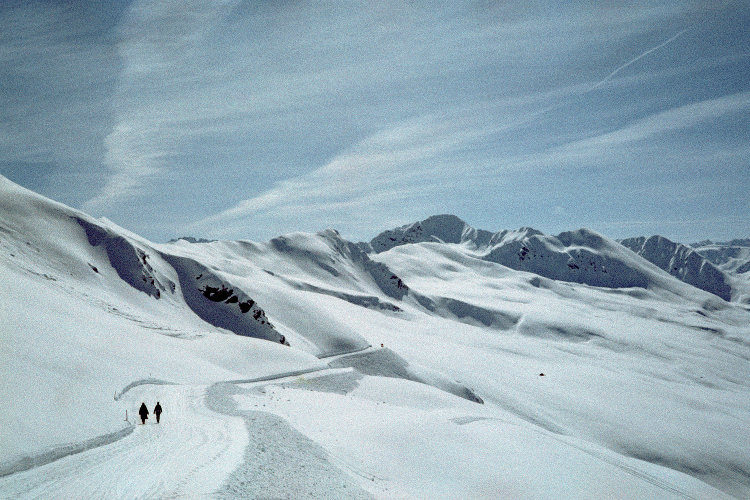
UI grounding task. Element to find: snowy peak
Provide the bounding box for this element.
[368,214,495,252]
[368,217,653,290]
[620,235,732,301]
[367,215,583,255]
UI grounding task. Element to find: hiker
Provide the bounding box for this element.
[154,402,162,423]
[139,402,149,424]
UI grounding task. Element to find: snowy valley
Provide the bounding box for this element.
[1,175,749,499]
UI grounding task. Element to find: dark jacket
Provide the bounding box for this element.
[154,403,162,415]
[139,403,149,418]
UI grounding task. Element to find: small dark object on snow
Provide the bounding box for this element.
[539,373,545,377]
[154,402,162,423]
[139,402,149,424]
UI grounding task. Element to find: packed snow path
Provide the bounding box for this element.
[0,370,739,500]
[0,384,247,500]
[0,366,377,500]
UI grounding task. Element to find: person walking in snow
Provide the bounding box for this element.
[139,402,149,425]
[154,402,162,423]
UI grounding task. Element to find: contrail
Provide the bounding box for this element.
[591,29,689,90]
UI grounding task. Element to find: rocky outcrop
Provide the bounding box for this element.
[161,254,286,344]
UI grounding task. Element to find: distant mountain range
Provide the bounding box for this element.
[360,214,749,304]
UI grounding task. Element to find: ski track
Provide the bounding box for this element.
[0,385,246,500]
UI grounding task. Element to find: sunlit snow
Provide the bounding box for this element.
[1,175,748,499]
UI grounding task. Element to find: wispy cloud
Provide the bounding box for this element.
[549,91,750,162]
[189,79,750,240]
[188,113,471,239]
[2,1,748,242]
[590,29,689,90]
[0,2,119,172]
[87,0,670,214]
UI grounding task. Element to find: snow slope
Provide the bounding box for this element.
[0,176,324,468]
[2,177,750,499]
[692,240,750,304]
[620,235,733,301]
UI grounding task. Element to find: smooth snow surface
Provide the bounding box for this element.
[1,176,749,499]
[232,372,735,500]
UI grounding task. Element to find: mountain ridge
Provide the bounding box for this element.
[363,214,743,303]
[619,235,733,302]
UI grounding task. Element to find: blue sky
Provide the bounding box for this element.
[2,1,749,244]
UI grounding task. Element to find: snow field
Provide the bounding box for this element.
[371,310,750,497]
[232,371,734,500]
[0,266,323,469]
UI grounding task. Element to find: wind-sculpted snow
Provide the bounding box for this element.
[620,235,732,301]
[75,217,175,299]
[279,277,403,312]
[412,293,522,330]
[270,229,409,300]
[0,424,134,478]
[347,242,409,300]
[328,348,483,403]
[114,378,177,400]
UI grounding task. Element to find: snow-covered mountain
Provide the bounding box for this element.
[692,240,750,301]
[365,213,497,251]
[618,235,733,302]
[365,214,740,303]
[697,241,750,274]
[2,177,750,499]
